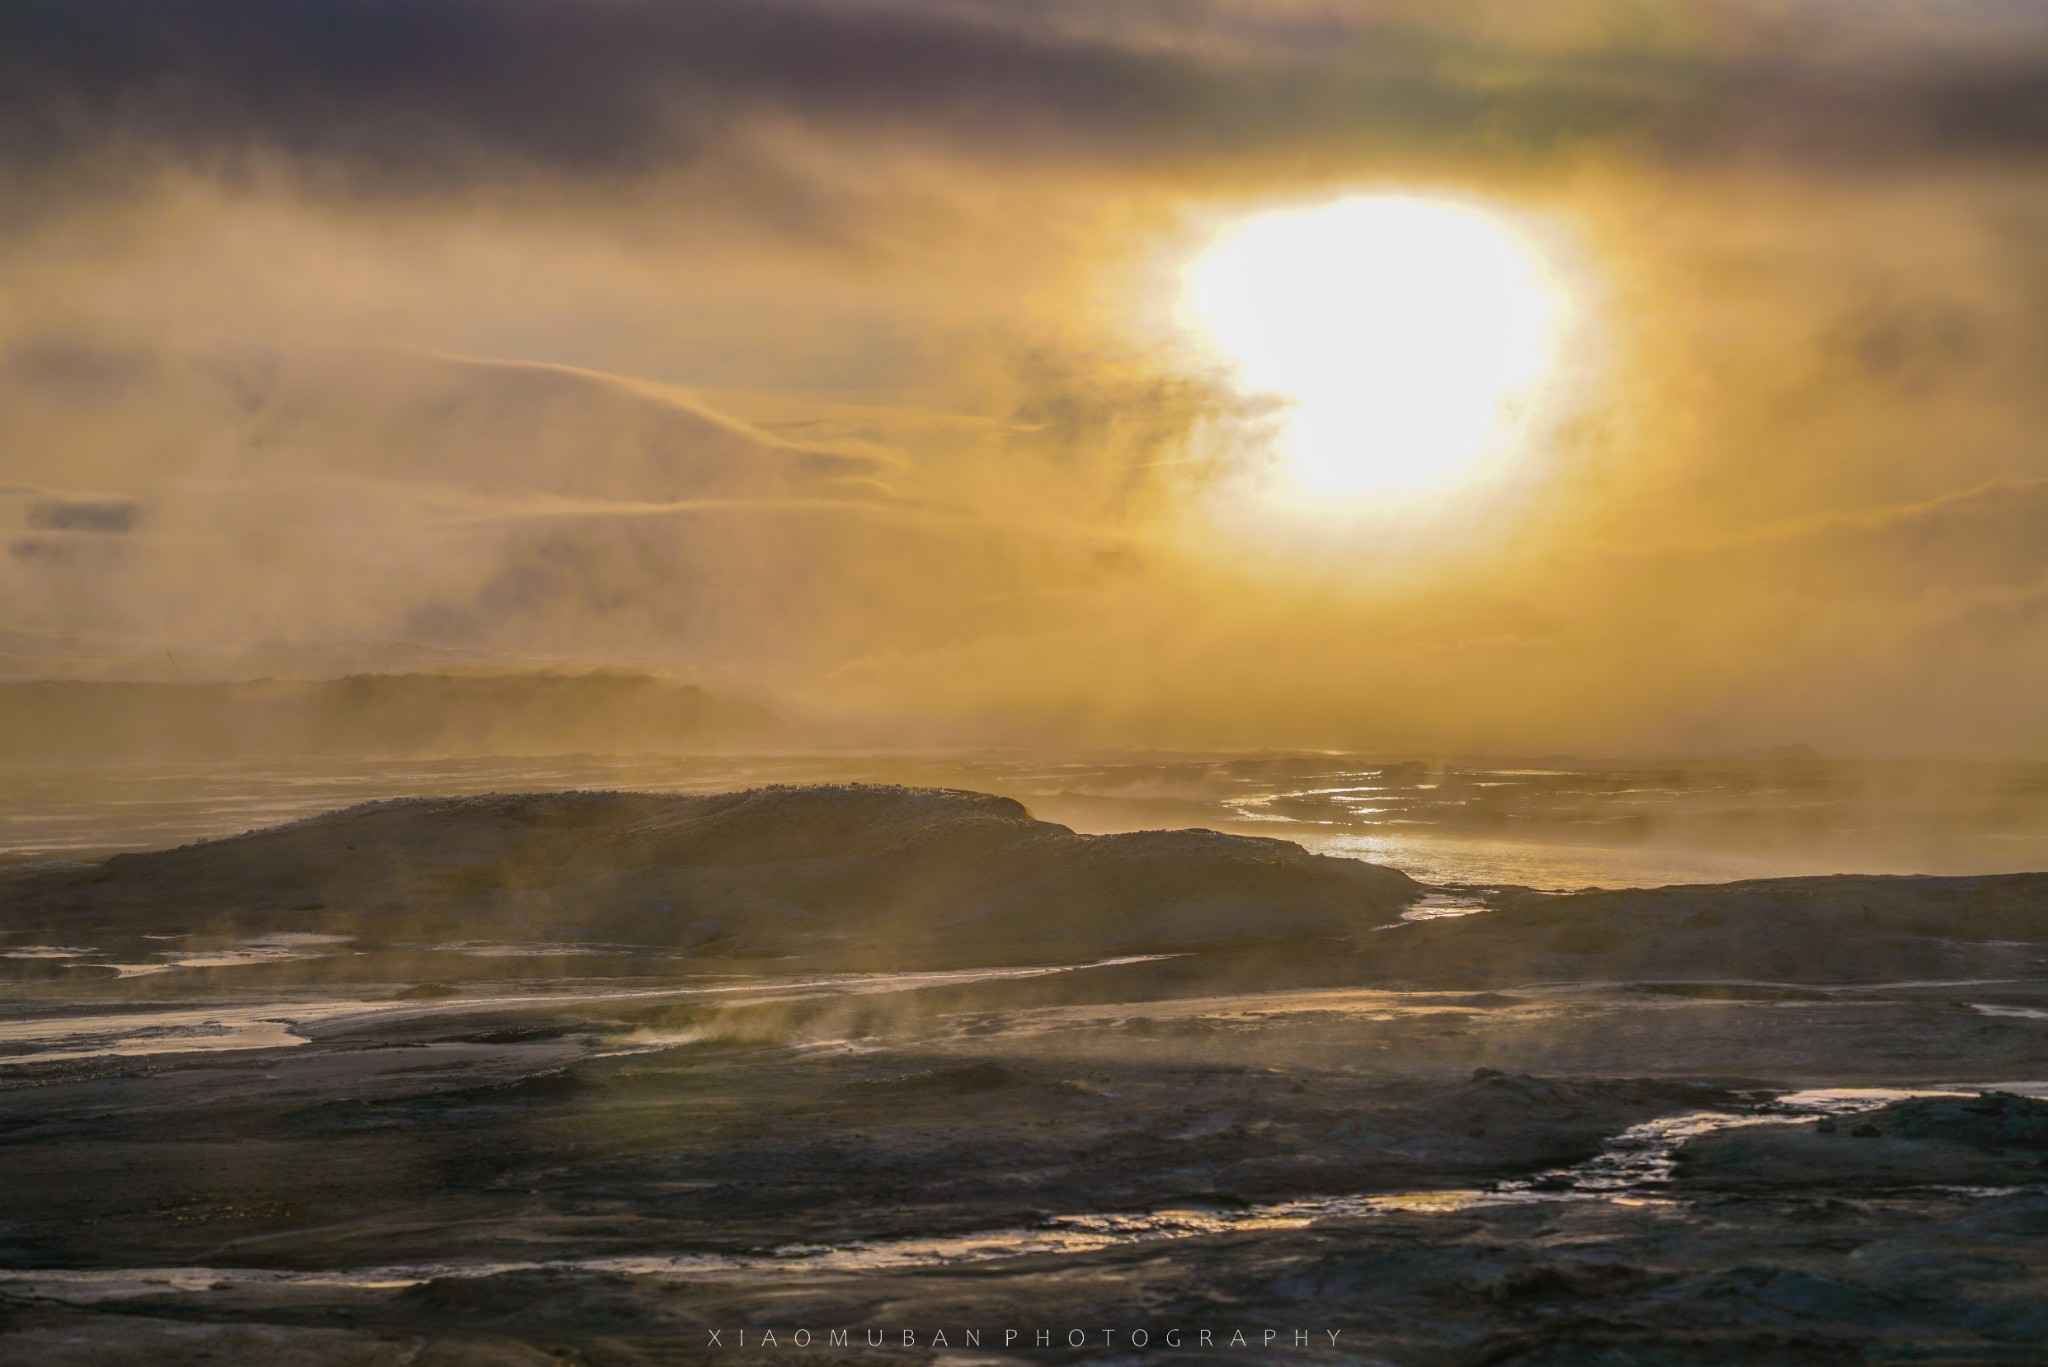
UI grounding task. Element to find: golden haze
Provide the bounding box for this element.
[3,2,2047,757]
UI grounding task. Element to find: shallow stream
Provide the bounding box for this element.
[6,1083,2042,1305]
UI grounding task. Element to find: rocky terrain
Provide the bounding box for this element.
[2,785,2045,1364]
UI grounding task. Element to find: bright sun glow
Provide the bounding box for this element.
[1181,195,1571,501]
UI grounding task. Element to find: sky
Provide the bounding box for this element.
[3,0,2048,756]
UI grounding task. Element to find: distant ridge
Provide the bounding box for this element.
[0,784,1421,963]
[0,670,780,759]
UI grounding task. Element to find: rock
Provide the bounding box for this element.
[1678,1093,2048,1190]
[0,786,1421,968]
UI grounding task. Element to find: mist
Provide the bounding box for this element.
[5,0,2048,756]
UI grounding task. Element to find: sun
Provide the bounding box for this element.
[1179,195,1572,502]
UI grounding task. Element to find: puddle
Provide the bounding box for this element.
[0,1006,306,1061]
[437,942,658,958]
[1399,892,1489,922]
[4,934,357,979]
[6,1083,2039,1303]
[1970,1003,2048,1020]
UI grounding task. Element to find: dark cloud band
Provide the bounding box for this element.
[0,0,1215,185]
[8,0,2040,196]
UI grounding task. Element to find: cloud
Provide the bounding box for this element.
[0,0,1260,189]
[0,341,1138,687]
[5,0,2046,208]
[25,498,139,534]
[214,346,911,505]
[3,2,2048,757]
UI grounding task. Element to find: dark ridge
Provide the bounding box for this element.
[0,784,1421,966]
